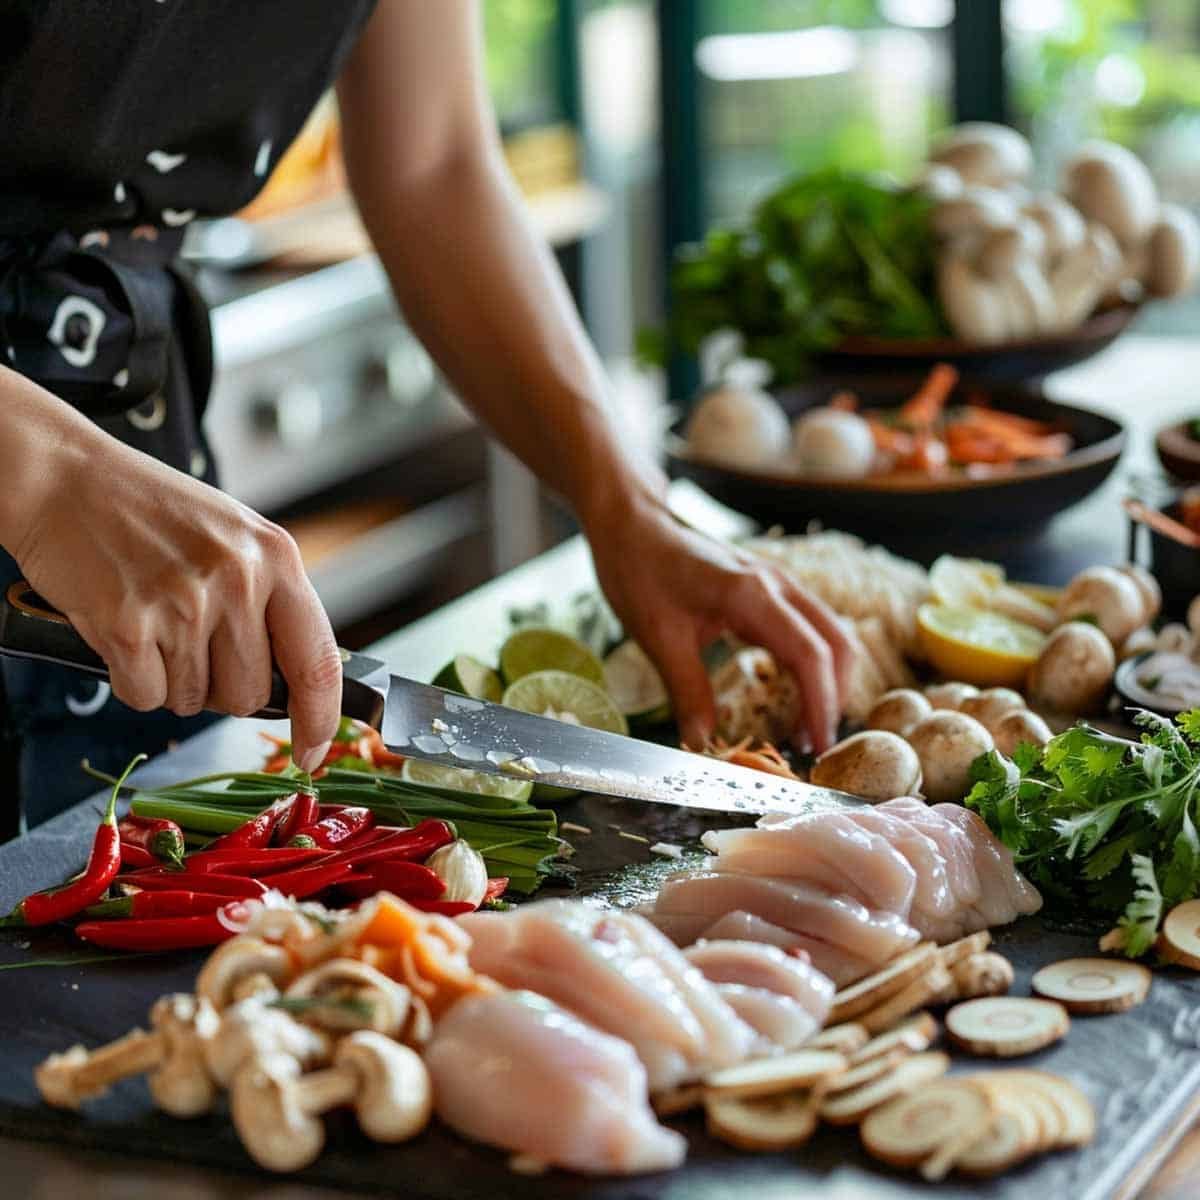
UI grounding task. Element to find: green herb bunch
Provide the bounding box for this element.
[645,169,947,384]
[966,709,1200,957]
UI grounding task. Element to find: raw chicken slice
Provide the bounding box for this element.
[702,910,814,955]
[683,939,834,1024]
[462,900,755,1090]
[641,911,713,947]
[701,814,918,918]
[879,798,983,910]
[932,803,1042,923]
[427,989,686,1175]
[716,984,821,1051]
[653,872,919,966]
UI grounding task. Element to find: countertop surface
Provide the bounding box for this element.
[3,333,1200,1196]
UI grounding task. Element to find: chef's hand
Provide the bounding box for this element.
[584,490,856,754]
[5,394,341,771]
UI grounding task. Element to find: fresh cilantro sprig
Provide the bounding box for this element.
[964,709,1200,958]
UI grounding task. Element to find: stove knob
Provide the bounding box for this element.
[248,380,323,444]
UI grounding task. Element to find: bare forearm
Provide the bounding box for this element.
[341,136,664,528]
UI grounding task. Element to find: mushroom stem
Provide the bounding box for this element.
[36,1028,164,1108]
[295,1064,360,1114]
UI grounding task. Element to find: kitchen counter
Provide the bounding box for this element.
[2,333,1200,1196]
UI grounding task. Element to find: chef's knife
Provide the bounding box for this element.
[0,581,863,819]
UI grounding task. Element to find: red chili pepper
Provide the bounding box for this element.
[119,871,269,899]
[117,813,185,866]
[338,860,447,902]
[5,754,145,926]
[288,806,375,850]
[405,898,476,917]
[484,877,509,902]
[84,891,234,919]
[74,912,234,951]
[181,847,329,876]
[120,841,159,869]
[272,790,319,845]
[259,859,354,899]
[203,796,292,852]
[315,804,348,820]
[325,819,454,869]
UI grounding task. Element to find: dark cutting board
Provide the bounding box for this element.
[3,777,1200,1200]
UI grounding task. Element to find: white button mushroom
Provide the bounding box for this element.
[1063,140,1160,248]
[1189,595,1200,637]
[916,162,964,203]
[1027,622,1116,715]
[991,709,1053,758]
[931,186,1021,242]
[1157,622,1194,655]
[1116,564,1163,627]
[1046,223,1124,333]
[1057,565,1147,648]
[929,123,1034,189]
[1119,627,1157,663]
[959,687,1027,736]
[791,407,876,478]
[686,385,790,470]
[924,681,980,710]
[810,730,923,802]
[905,711,995,804]
[1143,204,1200,299]
[866,688,933,737]
[1022,193,1087,265]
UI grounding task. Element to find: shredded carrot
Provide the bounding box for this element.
[697,736,801,780]
[958,405,1061,439]
[953,409,1071,460]
[896,432,949,474]
[866,414,914,457]
[898,363,959,429]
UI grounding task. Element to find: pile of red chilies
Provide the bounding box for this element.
[2,758,508,952]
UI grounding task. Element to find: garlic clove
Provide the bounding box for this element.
[425,841,488,907]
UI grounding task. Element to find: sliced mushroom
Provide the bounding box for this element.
[196,936,292,1011]
[35,993,218,1118]
[283,958,412,1036]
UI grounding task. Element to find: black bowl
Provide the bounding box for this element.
[815,304,1140,384]
[667,377,1125,556]
[1128,498,1200,621]
[1155,419,1200,483]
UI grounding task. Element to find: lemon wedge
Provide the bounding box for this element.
[917,603,1046,688]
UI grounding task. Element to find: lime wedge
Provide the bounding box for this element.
[499,628,605,687]
[432,654,503,702]
[400,758,533,803]
[603,640,671,723]
[501,669,628,801]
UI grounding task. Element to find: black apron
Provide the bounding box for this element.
[0,1,377,829]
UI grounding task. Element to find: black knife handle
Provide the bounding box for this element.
[0,580,292,718]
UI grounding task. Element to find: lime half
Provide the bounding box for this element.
[400,758,533,803]
[433,654,503,702]
[603,640,671,724]
[499,628,605,687]
[502,669,628,801]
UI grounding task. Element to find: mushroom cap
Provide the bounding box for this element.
[336,1031,433,1143]
[1057,565,1146,647]
[905,711,995,803]
[230,1052,325,1173]
[866,688,933,737]
[924,681,980,710]
[1144,204,1200,299]
[1115,564,1162,626]
[917,162,964,203]
[975,219,1047,279]
[1026,622,1115,714]
[196,936,292,1011]
[931,186,1020,241]
[284,958,412,1036]
[810,730,923,802]
[999,259,1058,338]
[930,123,1034,188]
[959,688,1027,736]
[686,385,790,469]
[204,996,330,1087]
[1023,193,1087,261]
[791,408,875,479]
[1063,141,1159,246]
[992,709,1053,758]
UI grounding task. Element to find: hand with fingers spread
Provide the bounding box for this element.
[0,376,342,771]
[585,490,856,755]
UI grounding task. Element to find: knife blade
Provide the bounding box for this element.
[0,580,864,818]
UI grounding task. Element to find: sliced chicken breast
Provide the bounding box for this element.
[683,939,834,1024]
[716,984,821,1052]
[701,814,918,918]
[879,798,983,909]
[844,808,956,923]
[932,803,1042,923]
[427,990,687,1175]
